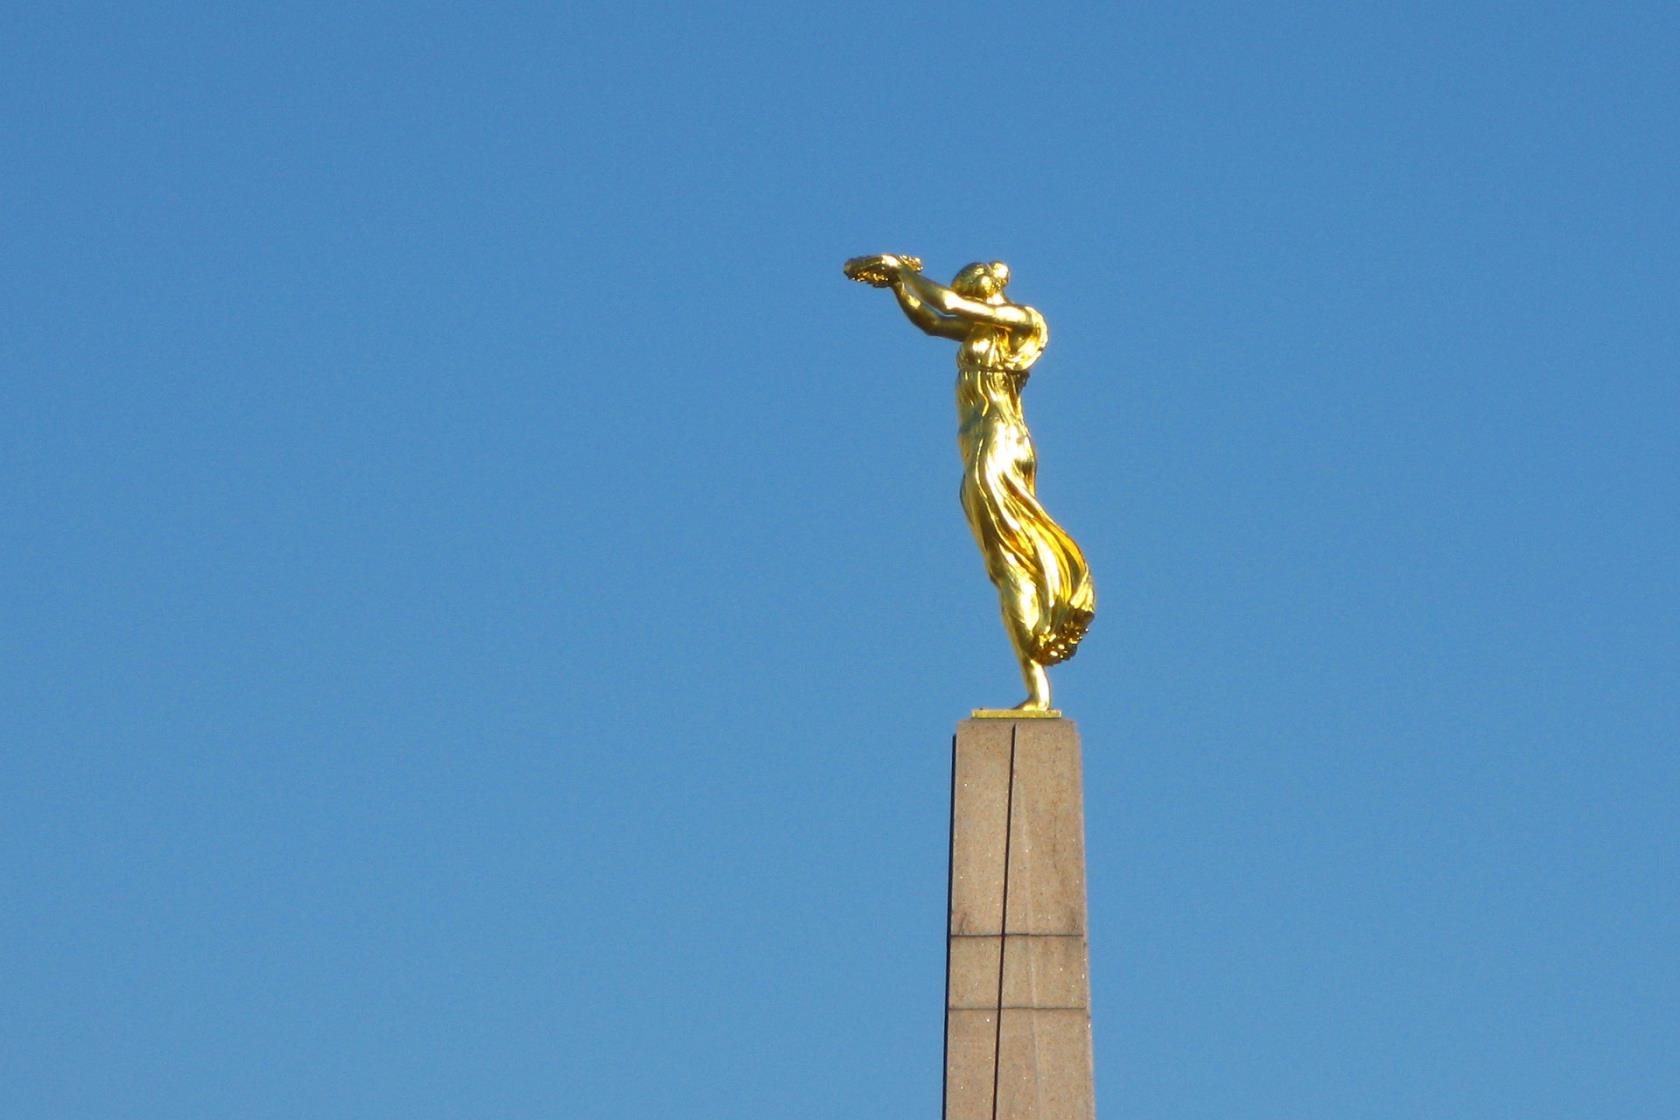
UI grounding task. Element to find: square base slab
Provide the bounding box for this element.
[970,708,1063,719]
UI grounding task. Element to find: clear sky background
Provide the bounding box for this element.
[3,4,1676,1118]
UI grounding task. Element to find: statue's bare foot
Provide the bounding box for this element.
[1014,697,1051,712]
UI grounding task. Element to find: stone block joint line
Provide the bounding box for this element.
[990,725,1018,1120]
[942,733,958,1120]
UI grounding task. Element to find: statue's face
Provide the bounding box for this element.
[953,262,1006,300]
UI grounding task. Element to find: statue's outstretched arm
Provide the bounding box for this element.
[893,281,968,339]
[897,270,1035,331]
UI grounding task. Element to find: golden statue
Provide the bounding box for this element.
[844,254,1095,713]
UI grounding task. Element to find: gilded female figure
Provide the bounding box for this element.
[844,254,1095,711]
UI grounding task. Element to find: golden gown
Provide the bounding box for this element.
[955,308,1095,664]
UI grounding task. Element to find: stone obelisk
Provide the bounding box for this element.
[944,716,1095,1120]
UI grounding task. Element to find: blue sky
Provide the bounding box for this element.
[3,4,1676,1117]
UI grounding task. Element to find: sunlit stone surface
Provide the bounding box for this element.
[945,717,1096,1120]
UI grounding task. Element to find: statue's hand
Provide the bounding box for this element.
[844,254,924,288]
[843,255,897,287]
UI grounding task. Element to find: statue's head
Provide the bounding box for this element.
[952,260,1011,302]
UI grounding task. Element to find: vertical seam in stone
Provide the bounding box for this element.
[990,724,1018,1120]
[942,734,956,1120]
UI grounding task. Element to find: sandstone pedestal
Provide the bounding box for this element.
[944,717,1095,1120]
